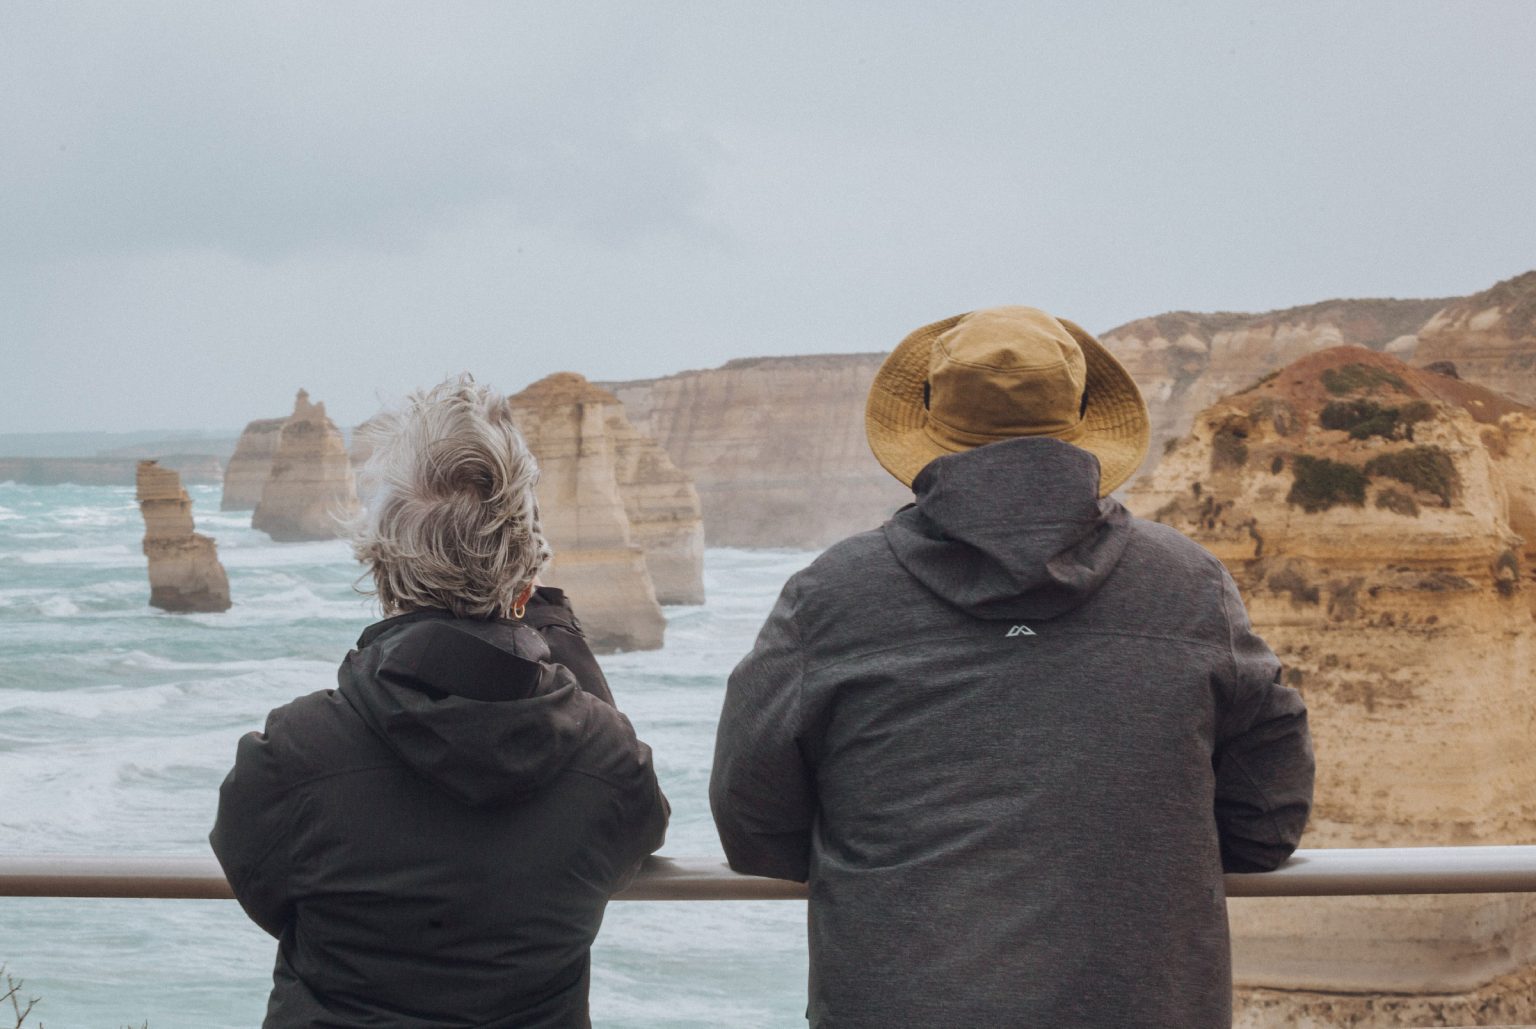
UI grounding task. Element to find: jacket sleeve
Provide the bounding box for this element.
[209,711,296,938]
[525,586,615,707]
[614,737,672,893]
[709,577,816,882]
[1213,568,1315,873]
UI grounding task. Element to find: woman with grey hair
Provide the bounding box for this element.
[212,375,669,1029]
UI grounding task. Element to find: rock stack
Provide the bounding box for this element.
[252,390,360,541]
[221,417,287,510]
[604,402,705,605]
[1129,346,1536,1026]
[136,460,232,613]
[510,373,668,652]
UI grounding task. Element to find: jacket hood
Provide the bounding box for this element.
[339,611,589,807]
[882,437,1134,621]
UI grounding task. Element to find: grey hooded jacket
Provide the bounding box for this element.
[710,437,1312,1028]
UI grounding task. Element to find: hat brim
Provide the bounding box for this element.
[865,312,1151,496]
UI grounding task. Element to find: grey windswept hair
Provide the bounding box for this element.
[347,374,551,619]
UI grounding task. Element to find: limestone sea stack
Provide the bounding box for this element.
[252,390,360,542]
[221,417,287,510]
[1129,347,1536,1026]
[511,373,666,653]
[136,460,232,613]
[606,354,910,548]
[603,403,705,605]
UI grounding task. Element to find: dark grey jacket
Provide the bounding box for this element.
[212,591,668,1028]
[710,438,1312,1028]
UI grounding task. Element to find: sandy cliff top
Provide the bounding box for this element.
[513,371,622,406]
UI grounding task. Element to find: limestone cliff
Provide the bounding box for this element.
[1101,297,1449,479]
[605,354,910,548]
[222,416,287,510]
[595,274,1535,549]
[136,460,232,613]
[251,390,360,542]
[1414,270,1536,408]
[1128,347,1536,1025]
[511,374,666,653]
[1102,271,1536,486]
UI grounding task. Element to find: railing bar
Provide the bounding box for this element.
[3,847,1536,901]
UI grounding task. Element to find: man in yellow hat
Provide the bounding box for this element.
[710,307,1313,1027]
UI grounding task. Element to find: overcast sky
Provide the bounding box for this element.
[3,1,1534,433]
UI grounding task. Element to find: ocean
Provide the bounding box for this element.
[0,481,815,1028]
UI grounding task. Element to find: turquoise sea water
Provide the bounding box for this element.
[0,482,815,1028]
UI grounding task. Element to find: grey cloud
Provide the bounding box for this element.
[0,3,721,262]
[2,1,1534,434]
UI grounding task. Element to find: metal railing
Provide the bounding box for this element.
[4,846,1536,901]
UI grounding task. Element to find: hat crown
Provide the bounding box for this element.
[927,307,1087,445]
[864,303,1151,496]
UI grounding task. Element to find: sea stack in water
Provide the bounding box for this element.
[222,416,287,510]
[136,460,232,613]
[252,390,360,541]
[604,403,705,606]
[1130,347,1536,1025]
[511,373,666,653]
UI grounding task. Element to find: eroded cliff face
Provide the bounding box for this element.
[511,374,666,653]
[1414,270,1536,408]
[1128,347,1536,1025]
[1101,297,1449,480]
[136,460,231,613]
[252,391,360,542]
[607,354,910,548]
[593,274,1536,550]
[221,417,286,510]
[1102,272,1536,487]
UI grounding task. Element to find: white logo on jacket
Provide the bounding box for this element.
[1005,624,1036,637]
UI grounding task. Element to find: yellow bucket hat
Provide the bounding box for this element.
[865,306,1150,496]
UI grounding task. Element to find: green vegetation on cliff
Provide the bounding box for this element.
[1319,398,1433,440]
[1321,363,1407,396]
[1364,446,1459,507]
[1287,455,1368,512]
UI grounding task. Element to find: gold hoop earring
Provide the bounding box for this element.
[512,601,527,619]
